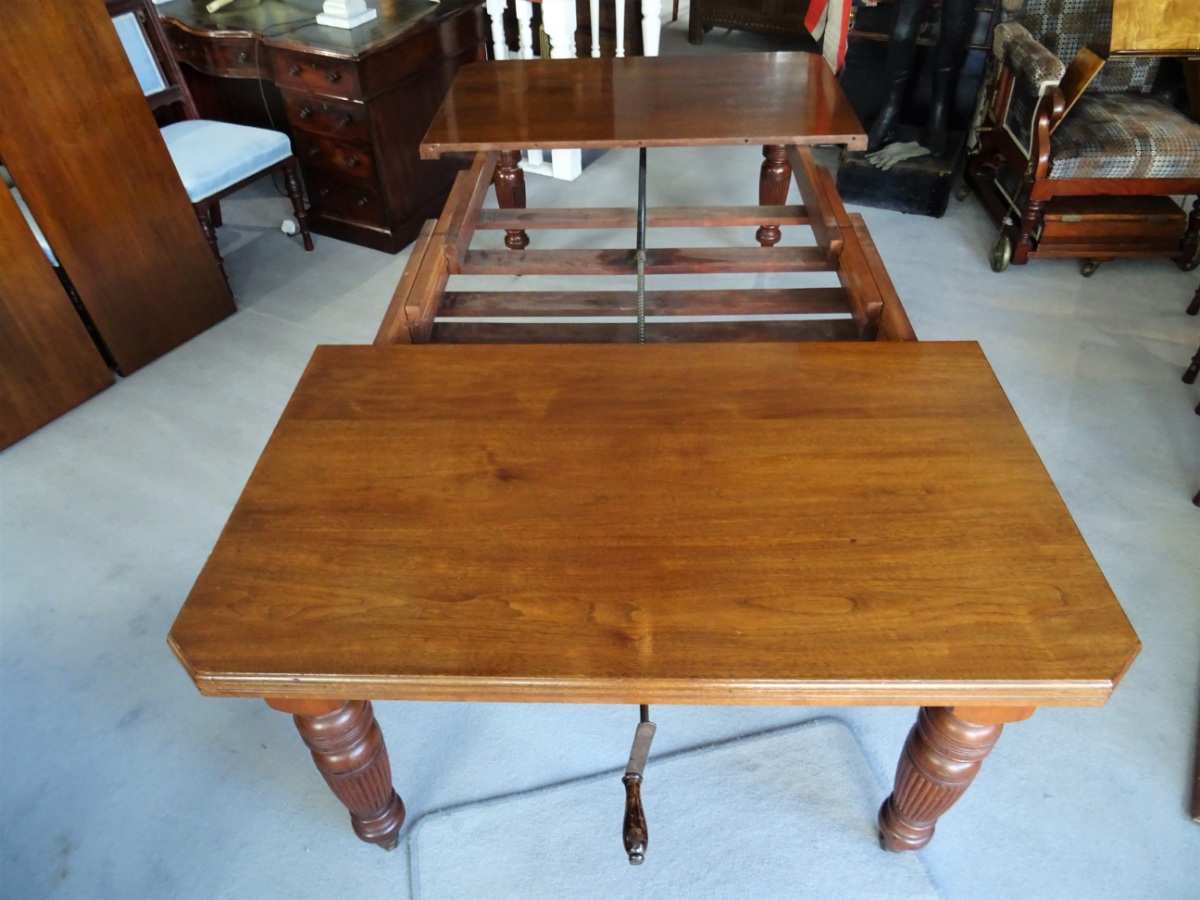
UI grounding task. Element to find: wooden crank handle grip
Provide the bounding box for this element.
[622,772,648,865]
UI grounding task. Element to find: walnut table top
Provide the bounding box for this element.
[169,342,1139,708]
[419,51,868,157]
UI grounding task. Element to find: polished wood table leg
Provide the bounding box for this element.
[756,144,792,247]
[493,149,530,250]
[266,698,406,850]
[879,706,1034,851]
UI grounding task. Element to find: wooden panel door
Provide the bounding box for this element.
[0,186,113,450]
[0,0,235,376]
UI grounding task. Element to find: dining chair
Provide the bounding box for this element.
[106,0,313,279]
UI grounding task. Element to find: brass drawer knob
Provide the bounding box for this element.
[326,71,341,83]
[299,106,313,119]
[345,155,359,167]
[288,65,301,76]
[339,115,353,128]
[237,51,249,63]
[307,146,320,158]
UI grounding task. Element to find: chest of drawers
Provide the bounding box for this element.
[158,0,487,253]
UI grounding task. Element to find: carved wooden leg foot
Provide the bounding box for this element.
[878,707,1007,852]
[281,158,314,252]
[493,150,530,250]
[755,144,791,247]
[268,699,406,850]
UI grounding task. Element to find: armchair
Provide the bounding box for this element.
[964,1,1200,275]
[106,0,313,279]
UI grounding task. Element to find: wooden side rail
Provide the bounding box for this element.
[477,205,811,230]
[375,145,917,346]
[788,145,843,264]
[459,247,831,277]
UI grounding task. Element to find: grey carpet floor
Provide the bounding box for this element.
[2,11,1199,899]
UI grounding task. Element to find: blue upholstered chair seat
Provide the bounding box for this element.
[160,120,293,202]
[1049,93,1200,180]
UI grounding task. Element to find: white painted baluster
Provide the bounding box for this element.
[484,0,508,59]
[641,0,661,57]
[540,0,582,181]
[590,0,601,57]
[615,0,626,57]
[514,0,535,59]
[510,0,546,171]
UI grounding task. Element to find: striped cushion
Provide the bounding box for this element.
[1049,93,1200,180]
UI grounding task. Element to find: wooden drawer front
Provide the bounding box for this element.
[164,26,265,79]
[295,133,376,182]
[1042,198,1186,245]
[282,93,370,144]
[305,171,386,225]
[273,50,362,100]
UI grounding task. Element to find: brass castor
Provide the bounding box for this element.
[989,232,1011,273]
[954,182,972,202]
[1080,259,1101,277]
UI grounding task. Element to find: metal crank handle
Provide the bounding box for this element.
[622,708,655,865]
[623,771,649,865]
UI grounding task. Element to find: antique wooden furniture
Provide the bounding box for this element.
[964,0,1200,274]
[688,0,815,45]
[170,51,1139,856]
[155,0,488,253]
[381,52,898,344]
[168,341,1141,853]
[0,0,234,376]
[0,176,113,450]
[108,0,313,279]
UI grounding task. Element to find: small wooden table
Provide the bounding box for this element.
[169,342,1140,853]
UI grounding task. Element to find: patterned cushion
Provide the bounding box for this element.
[994,23,1064,88]
[1006,0,1159,93]
[1049,92,1200,179]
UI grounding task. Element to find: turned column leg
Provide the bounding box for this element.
[194,203,229,283]
[493,150,530,250]
[281,158,314,251]
[267,698,406,850]
[756,144,791,247]
[878,706,1033,852]
[1012,192,1041,265]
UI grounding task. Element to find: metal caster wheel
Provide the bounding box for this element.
[989,233,1011,272]
[954,182,971,202]
[1080,259,1100,277]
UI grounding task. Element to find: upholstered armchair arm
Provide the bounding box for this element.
[993,23,1065,94]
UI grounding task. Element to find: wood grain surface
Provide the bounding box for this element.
[0,184,113,449]
[170,343,1139,705]
[0,0,234,375]
[420,52,867,157]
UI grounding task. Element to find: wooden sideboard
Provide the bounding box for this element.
[688,0,815,45]
[156,0,488,253]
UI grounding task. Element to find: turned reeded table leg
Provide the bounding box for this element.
[756,144,791,247]
[493,149,530,250]
[267,698,406,850]
[878,706,1034,851]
